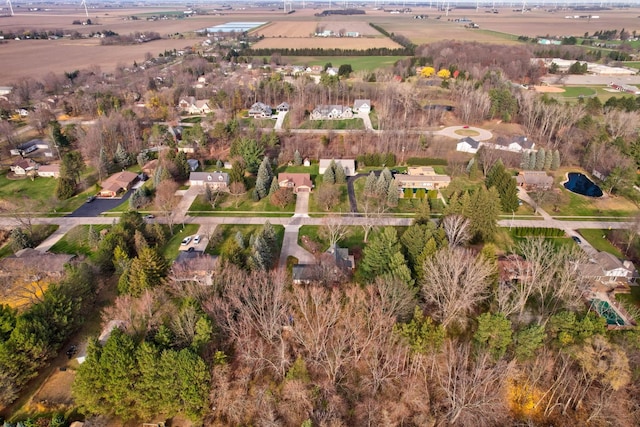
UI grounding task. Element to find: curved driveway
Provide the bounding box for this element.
[435,126,493,141]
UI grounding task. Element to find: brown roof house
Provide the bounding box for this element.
[99,171,138,198]
[278,173,313,193]
[394,166,451,194]
[10,158,38,176]
[515,171,553,191]
[580,251,638,284]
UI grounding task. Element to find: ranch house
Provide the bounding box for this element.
[395,167,451,194]
[456,137,481,154]
[278,173,313,193]
[99,171,138,198]
[353,99,371,114]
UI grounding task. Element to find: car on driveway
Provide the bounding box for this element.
[86,195,96,203]
[193,235,201,244]
[181,236,192,245]
[572,236,582,244]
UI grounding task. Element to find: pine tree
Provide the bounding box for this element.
[469,186,501,242]
[535,148,546,171]
[269,177,280,195]
[364,171,377,196]
[234,230,245,249]
[115,143,130,168]
[98,147,109,182]
[216,159,224,169]
[386,178,399,207]
[255,157,273,199]
[127,247,169,297]
[293,149,303,166]
[551,149,561,170]
[544,149,553,171]
[324,161,336,184]
[375,173,389,198]
[521,151,530,170]
[360,227,408,282]
[137,151,149,169]
[250,234,271,271]
[528,150,537,171]
[174,151,190,181]
[334,163,347,184]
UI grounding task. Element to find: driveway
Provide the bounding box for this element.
[175,186,200,219]
[356,111,374,131]
[278,224,316,269]
[294,191,310,217]
[274,111,288,130]
[67,190,132,217]
[347,171,381,214]
[435,126,493,141]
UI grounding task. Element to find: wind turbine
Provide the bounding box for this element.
[6,0,14,16]
[80,0,89,18]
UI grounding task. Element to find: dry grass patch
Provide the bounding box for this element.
[29,370,76,411]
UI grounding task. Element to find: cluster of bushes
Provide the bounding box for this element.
[356,152,396,167]
[406,157,448,166]
[512,227,566,237]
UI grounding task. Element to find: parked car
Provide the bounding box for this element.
[572,236,582,244]
[86,195,96,203]
[193,235,201,244]
[181,236,192,245]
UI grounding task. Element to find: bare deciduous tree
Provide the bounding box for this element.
[442,214,472,248]
[154,179,179,233]
[229,181,246,208]
[421,248,495,329]
[321,214,349,248]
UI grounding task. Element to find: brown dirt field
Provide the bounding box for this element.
[30,370,76,409]
[252,37,401,50]
[533,86,566,93]
[255,20,383,37]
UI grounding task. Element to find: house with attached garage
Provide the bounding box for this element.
[515,171,553,191]
[189,171,229,191]
[394,166,451,194]
[456,136,481,154]
[98,171,138,198]
[276,102,290,112]
[178,97,212,115]
[10,139,53,157]
[353,99,371,114]
[10,159,38,176]
[581,251,638,284]
[248,102,273,118]
[278,173,313,193]
[494,136,535,153]
[310,105,353,120]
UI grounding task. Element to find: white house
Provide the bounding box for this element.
[319,159,356,177]
[581,251,638,283]
[178,97,212,115]
[456,136,481,154]
[248,102,272,118]
[189,172,229,190]
[494,136,535,153]
[10,139,51,157]
[310,105,353,120]
[276,102,290,112]
[353,99,371,114]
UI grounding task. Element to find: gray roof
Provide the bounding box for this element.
[189,171,229,183]
[353,99,371,109]
[292,264,319,282]
[459,137,480,148]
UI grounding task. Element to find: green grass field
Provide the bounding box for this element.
[208,224,285,256]
[622,61,640,70]
[49,225,111,257]
[557,86,597,98]
[0,173,57,209]
[282,56,406,71]
[577,229,624,258]
[298,118,365,130]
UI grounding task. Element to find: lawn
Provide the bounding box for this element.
[543,187,636,218]
[577,229,624,258]
[494,228,577,254]
[622,61,640,70]
[309,184,350,214]
[189,191,295,214]
[298,118,365,130]
[278,163,320,182]
[557,86,597,98]
[0,173,58,210]
[49,224,111,257]
[298,225,368,262]
[161,224,200,261]
[180,116,202,124]
[283,55,406,71]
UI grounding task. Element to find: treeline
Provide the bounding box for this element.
[315,9,365,16]
[100,31,161,46]
[0,264,96,405]
[245,46,413,57]
[356,152,396,167]
[369,23,416,52]
[406,157,448,166]
[513,227,566,237]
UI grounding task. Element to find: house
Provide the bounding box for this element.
[178,97,212,114]
[99,171,138,197]
[319,159,356,177]
[187,159,199,171]
[10,139,51,157]
[581,252,638,283]
[326,67,339,76]
[395,167,451,193]
[292,245,353,285]
[326,244,354,270]
[278,173,313,193]
[456,136,481,154]
[0,248,75,281]
[494,136,535,152]
[37,164,60,178]
[353,99,371,114]
[292,264,319,285]
[10,159,38,175]
[310,105,354,120]
[276,102,290,112]
[248,102,273,118]
[515,171,553,191]
[172,253,219,286]
[303,158,311,167]
[189,172,229,190]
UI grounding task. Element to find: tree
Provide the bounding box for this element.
[551,149,561,170]
[441,214,471,247]
[386,179,398,207]
[364,171,377,196]
[485,160,519,212]
[231,138,264,173]
[316,184,340,211]
[513,324,545,360]
[321,215,349,248]
[395,306,445,355]
[229,160,246,184]
[421,248,495,329]
[255,156,273,200]
[338,64,353,78]
[49,120,69,148]
[268,176,280,196]
[55,177,76,200]
[60,151,84,184]
[174,151,190,181]
[10,228,33,252]
[323,160,336,184]
[114,143,130,168]
[154,179,179,233]
[126,247,169,297]
[293,149,303,166]
[527,150,537,170]
[360,227,412,287]
[334,163,347,184]
[229,181,246,208]
[473,312,512,360]
[270,188,294,208]
[535,148,546,170]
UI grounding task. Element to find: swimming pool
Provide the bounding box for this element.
[564,173,603,197]
[590,299,626,326]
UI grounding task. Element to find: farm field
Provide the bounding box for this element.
[255,21,383,37]
[251,37,402,50]
[284,55,406,70]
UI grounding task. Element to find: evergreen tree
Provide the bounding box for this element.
[473,312,513,360]
[234,230,245,249]
[293,149,303,166]
[544,148,553,171]
[255,156,273,200]
[551,149,561,170]
[250,234,271,271]
[334,163,347,184]
[469,186,501,242]
[535,148,546,170]
[395,306,445,355]
[10,228,33,252]
[527,150,536,170]
[324,161,336,184]
[98,146,110,181]
[49,120,69,148]
[413,199,431,225]
[269,176,280,195]
[364,171,377,196]
[137,151,149,169]
[114,143,130,168]
[521,151,530,170]
[375,173,389,198]
[174,151,190,181]
[386,178,399,207]
[60,151,84,184]
[55,177,76,200]
[360,227,410,284]
[486,160,519,212]
[216,159,224,169]
[229,160,245,184]
[126,247,169,297]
